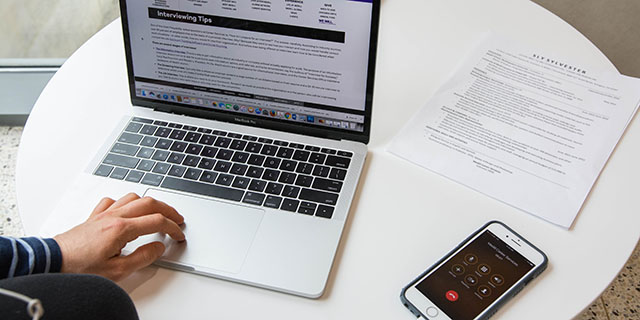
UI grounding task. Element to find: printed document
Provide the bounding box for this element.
[388,34,640,228]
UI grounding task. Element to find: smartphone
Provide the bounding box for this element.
[400,221,547,320]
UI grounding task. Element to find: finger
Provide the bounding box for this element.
[112,242,165,280]
[107,192,142,210]
[118,196,184,225]
[123,213,186,242]
[89,197,115,219]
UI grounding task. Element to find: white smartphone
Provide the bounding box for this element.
[400,221,547,320]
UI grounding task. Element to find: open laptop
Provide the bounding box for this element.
[41,0,379,298]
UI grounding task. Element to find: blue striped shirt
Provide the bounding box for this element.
[0,236,62,279]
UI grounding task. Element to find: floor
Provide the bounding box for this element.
[1,0,638,319]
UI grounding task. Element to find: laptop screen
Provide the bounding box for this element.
[121,0,378,143]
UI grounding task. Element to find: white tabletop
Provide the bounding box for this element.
[17,0,640,319]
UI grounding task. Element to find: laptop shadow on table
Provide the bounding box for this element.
[318,151,373,300]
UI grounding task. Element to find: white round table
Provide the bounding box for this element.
[17,0,639,318]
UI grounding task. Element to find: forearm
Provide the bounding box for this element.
[0,236,62,279]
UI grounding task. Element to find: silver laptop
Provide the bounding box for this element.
[43,0,379,298]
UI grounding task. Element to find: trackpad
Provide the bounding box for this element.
[123,189,264,274]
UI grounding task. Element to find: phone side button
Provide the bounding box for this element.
[426,307,439,318]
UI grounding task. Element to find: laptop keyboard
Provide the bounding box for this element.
[93,117,353,219]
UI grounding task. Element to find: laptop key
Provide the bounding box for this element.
[198,158,215,170]
[169,129,187,140]
[199,134,216,145]
[230,163,248,176]
[312,178,343,193]
[247,154,265,166]
[111,143,139,156]
[260,145,278,156]
[245,142,263,153]
[298,202,317,215]
[184,168,203,180]
[197,128,212,134]
[170,141,188,152]
[140,124,157,135]
[214,137,232,148]
[125,170,144,183]
[154,127,171,138]
[337,151,353,158]
[214,161,232,173]
[199,171,218,183]
[137,147,154,159]
[230,139,247,151]
[232,176,250,189]
[295,175,313,187]
[262,169,280,181]
[325,155,351,169]
[167,152,186,164]
[309,153,326,164]
[299,188,338,206]
[281,199,299,212]
[185,132,202,142]
[137,160,156,172]
[168,165,187,177]
[231,151,249,163]
[94,164,114,177]
[140,136,158,147]
[289,143,305,149]
[153,120,168,126]
[185,144,203,155]
[132,117,153,124]
[125,122,143,133]
[321,148,337,155]
[161,177,244,202]
[292,150,310,162]
[278,172,297,184]
[329,168,347,181]
[265,182,284,195]
[155,139,172,150]
[242,192,265,206]
[316,205,335,219]
[305,145,321,152]
[242,135,257,141]
[282,185,300,198]
[109,167,129,180]
[183,155,201,167]
[276,147,294,159]
[312,165,330,177]
[280,160,297,172]
[118,132,143,145]
[264,195,283,209]
[183,125,197,131]
[201,146,218,158]
[216,174,234,186]
[227,133,242,139]
[248,179,267,192]
[273,140,288,147]
[246,166,264,178]
[152,162,171,175]
[213,130,227,136]
[264,157,281,169]
[103,153,139,169]
[258,138,273,144]
[141,173,164,186]
[151,150,170,161]
[216,149,233,160]
[295,163,313,175]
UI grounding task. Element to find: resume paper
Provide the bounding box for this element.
[388,35,640,228]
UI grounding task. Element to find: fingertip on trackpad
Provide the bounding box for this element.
[125,189,265,274]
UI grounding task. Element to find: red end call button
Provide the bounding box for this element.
[445,290,459,302]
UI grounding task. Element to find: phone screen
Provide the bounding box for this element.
[415,230,535,320]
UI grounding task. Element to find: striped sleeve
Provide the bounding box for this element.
[0,236,62,279]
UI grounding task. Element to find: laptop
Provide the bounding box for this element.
[41,0,379,298]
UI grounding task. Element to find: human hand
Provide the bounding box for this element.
[54,193,185,281]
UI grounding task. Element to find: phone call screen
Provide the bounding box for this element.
[415,230,534,320]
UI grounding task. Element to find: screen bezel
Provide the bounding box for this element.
[118,0,380,144]
[403,221,547,320]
